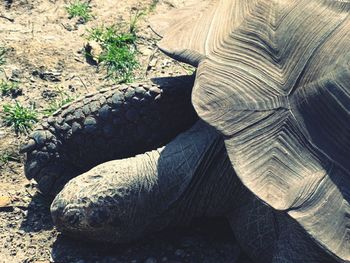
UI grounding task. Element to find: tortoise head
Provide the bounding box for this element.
[50,121,239,243]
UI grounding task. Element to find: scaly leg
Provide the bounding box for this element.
[21,75,197,195]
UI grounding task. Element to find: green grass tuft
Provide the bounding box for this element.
[129,11,144,34]
[66,1,93,23]
[149,0,159,12]
[0,150,20,167]
[0,80,20,96]
[43,88,74,116]
[87,24,139,83]
[3,102,38,134]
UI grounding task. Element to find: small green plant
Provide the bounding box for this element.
[2,102,38,134]
[0,80,20,96]
[0,150,20,167]
[129,11,144,34]
[149,0,159,12]
[183,64,196,75]
[86,11,143,83]
[0,47,6,65]
[66,1,93,23]
[43,88,74,116]
[87,24,139,83]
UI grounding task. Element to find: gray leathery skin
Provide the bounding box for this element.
[51,120,337,262]
[228,197,336,263]
[21,75,197,195]
[50,121,244,243]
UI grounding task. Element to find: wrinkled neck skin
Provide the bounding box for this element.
[156,130,245,223]
[51,121,246,243]
[129,121,247,237]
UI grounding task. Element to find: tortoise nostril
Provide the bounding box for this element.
[88,209,111,227]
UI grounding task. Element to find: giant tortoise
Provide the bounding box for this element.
[21,0,350,262]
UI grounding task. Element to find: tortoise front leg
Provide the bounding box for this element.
[50,121,241,243]
[21,75,197,196]
[271,215,336,263]
[228,197,337,263]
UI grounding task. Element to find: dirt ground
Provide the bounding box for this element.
[0,1,253,262]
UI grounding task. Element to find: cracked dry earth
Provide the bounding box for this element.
[0,0,253,262]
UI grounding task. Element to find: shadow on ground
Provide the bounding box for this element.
[51,218,252,263]
[20,192,54,233]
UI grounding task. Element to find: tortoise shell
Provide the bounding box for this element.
[152,0,350,261]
